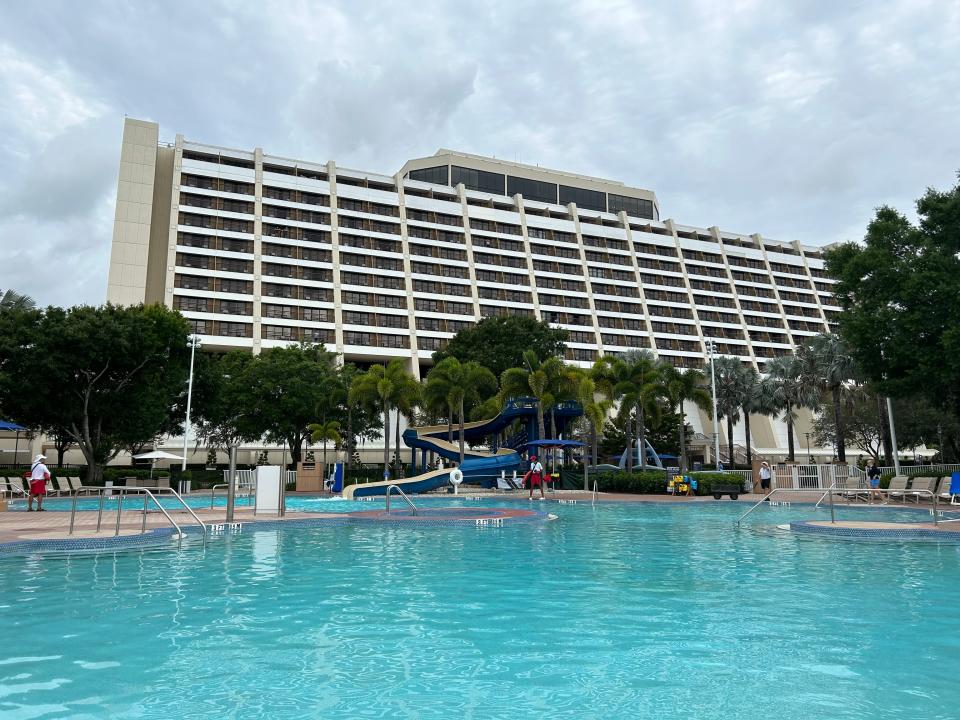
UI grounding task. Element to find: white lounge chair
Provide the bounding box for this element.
[905,477,937,504]
[936,476,958,505]
[55,477,72,495]
[887,476,909,503]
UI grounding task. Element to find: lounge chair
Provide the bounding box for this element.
[0,478,10,498]
[905,477,937,504]
[55,477,72,495]
[7,477,27,497]
[67,477,95,495]
[936,476,958,505]
[887,476,909,503]
[837,476,869,503]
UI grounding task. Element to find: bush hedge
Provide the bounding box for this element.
[589,470,747,496]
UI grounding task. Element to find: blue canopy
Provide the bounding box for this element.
[0,420,26,432]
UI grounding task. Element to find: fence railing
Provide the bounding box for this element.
[875,463,960,477]
[771,464,865,491]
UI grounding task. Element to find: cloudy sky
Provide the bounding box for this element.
[1,0,958,308]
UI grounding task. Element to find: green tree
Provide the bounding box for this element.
[593,350,662,472]
[826,175,960,439]
[0,289,35,312]
[425,357,497,465]
[351,359,418,474]
[0,304,192,483]
[240,343,340,468]
[193,351,261,451]
[501,350,571,441]
[577,376,611,491]
[797,334,857,462]
[659,364,711,473]
[433,316,568,378]
[760,355,819,462]
[308,420,341,476]
[710,356,753,467]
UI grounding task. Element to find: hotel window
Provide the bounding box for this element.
[379,334,409,349]
[608,194,654,219]
[219,279,253,294]
[344,311,372,325]
[302,308,328,322]
[218,322,249,338]
[408,165,448,185]
[177,275,210,291]
[302,287,331,302]
[344,331,372,345]
[219,300,250,316]
[189,320,208,334]
[507,176,557,204]
[264,325,299,341]
[176,296,208,312]
[559,185,606,212]
[377,295,406,309]
[306,328,333,343]
[451,166,505,194]
[377,314,406,329]
[264,304,295,319]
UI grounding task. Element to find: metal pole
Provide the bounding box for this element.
[280,443,287,517]
[886,397,901,476]
[182,336,199,472]
[114,494,124,536]
[96,491,105,533]
[708,340,721,470]
[226,445,237,522]
[142,494,148,533]
[828,485,835,524]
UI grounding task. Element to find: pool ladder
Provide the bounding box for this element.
[385,485,418,516]
[68,486,208,548]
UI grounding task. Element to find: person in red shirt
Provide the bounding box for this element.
[525,454,545,501]
[27,453,50,512]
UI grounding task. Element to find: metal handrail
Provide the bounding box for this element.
[210,482,255,509]
[592,479,598,507]
[385,485,417,515]
[736,487,949,526]
[68,486,208,544]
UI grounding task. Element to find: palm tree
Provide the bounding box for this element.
[798,334,857,462]
[424,363,458,443]
[0,289,35,312]
[308,420,341,477]
[659,363,712,473]
[501,350,566,441]
[712,356,752,467]
[428,357,497,465]
[739,366,763,465]
[593,350,662,472]
[761,355,820,462]
[350,359,419,475]
[578,376,612,491]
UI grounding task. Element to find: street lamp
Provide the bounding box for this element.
[804,432,812,463]
[182,335,201,473]
[706,339,721,471]
[886,397,901,475]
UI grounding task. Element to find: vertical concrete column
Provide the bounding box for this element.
[620,214,658,354]
[568,204,604,352]
[327,161,345,354]
[251,147,264,354]
[752,233,798,348]
[514,195,543,322]
[456,184,483,320]
[394,172,420,373]
[710,227,759,370]
[665,219,708,357]
[162,134,185,311]
[794,240,832,334]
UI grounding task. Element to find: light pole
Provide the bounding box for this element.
[706,339,721,471]
[886,396,901,475]
[181,335,201,473]
[804,432,812,463]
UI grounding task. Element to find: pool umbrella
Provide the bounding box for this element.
[0,420,27,469]
[133,450,186,479]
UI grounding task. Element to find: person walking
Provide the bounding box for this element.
[758,461,772,500]
[866,458,882,503]
[526,454,545,501]
[27,453,50,512]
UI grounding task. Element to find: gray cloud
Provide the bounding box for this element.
[0,0,958,308]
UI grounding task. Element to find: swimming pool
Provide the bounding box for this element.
[2,500,958,718]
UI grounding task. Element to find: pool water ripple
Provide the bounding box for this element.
[1,501,959,718]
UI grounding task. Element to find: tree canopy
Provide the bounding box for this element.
[0,303,192,482]
[826,174,960,432]
[432,316,568,379]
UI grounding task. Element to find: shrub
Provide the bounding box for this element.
[590,470,746,495]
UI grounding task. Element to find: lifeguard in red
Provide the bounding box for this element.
[28,453,50,512]
[525,455,545,500]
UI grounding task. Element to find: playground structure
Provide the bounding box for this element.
[343,397,581,498]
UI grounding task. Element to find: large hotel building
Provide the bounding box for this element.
[108,118,839,458]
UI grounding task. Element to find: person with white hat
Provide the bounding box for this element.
[27,453,50,511]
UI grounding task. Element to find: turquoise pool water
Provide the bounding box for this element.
[2,500,959,719]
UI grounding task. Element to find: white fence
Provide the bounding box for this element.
[875,463,960,477]
[772,464,865,491]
